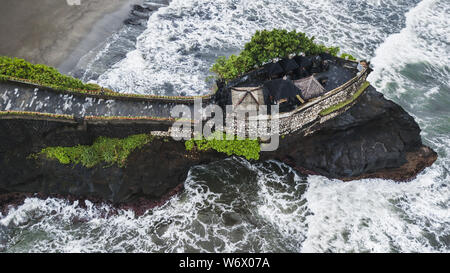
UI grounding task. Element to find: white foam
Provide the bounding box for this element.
[96,0,419,96]
[1,0,449,253]
[301,170,449,253]
[369,0,450,96]
[1,155,449,253]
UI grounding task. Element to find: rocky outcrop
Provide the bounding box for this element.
[0,118,224,207]
[262,86,437,180]
[0,85,437,211]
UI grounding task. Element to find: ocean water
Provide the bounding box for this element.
[0,0,449,253]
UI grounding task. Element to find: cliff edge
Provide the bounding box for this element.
[264,86,437,181]
[0,85,437,211]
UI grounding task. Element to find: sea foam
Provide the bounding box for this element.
[96,0,420,96]
[1,0,449,253]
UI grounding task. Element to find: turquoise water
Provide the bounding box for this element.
[1,0,449,252]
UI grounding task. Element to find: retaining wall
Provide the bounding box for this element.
[230,68,370,138]
[0,67,369,141]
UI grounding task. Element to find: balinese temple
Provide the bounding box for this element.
[294,76,326,101]
[231,86,265,112]
[229,54,352,114]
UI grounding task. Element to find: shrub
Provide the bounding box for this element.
[185,132,261,160]
[84,83,102,90]
[211,29,342,81]
[340,53,357,61]
[0,56,101,91]
[38,134,154,168]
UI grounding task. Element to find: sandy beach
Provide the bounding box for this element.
[0,0,141,69]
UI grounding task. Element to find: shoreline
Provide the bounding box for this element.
[58,0,147,74]
[0,0,143,70]
[0,182,185,218]
[0,146,437,217]
[293,146,438,183]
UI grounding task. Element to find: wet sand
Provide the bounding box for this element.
[0,0,141,69]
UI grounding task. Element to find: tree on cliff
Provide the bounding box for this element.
[210,29,341,81]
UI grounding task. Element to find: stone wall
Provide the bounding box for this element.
[0,80,201,119]
[0,115,178,154]
[0,67,369,141]
[1,77,215,104]
[225,68,370,138]
[278,68,369,135]
[0,72,438,205]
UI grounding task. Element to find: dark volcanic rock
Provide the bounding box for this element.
[0,85,437,212]
[0,118,223,207]
[133,4,153,13]
[124,18,142,26]
[262,86,437,180]
[0,136,224,206]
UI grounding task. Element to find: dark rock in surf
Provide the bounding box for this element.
[262,86,437,180]
[124,18,142,26]
[132,5,153,13]
[0,85,436,211]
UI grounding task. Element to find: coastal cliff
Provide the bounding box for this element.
[263,86,437,181]
[0,84,437,210]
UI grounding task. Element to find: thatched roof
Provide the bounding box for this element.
[263,79,300,101]
[293,76,326,100]
[263,79,303,112]
[231,86,264,110]
[294,55,312,68]
[263,62,284,77]
[279,58,299,73]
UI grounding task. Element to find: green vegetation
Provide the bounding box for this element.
[0,74,9,82]
[0,110,74,119]
[0,56,217,100]
[0,56,101,91]
[37,134,154,168]
[0,110,190,125]
[185,132,261,160]
[211,29,342,81]
[319,81,370,116]
[340,53,357,61]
